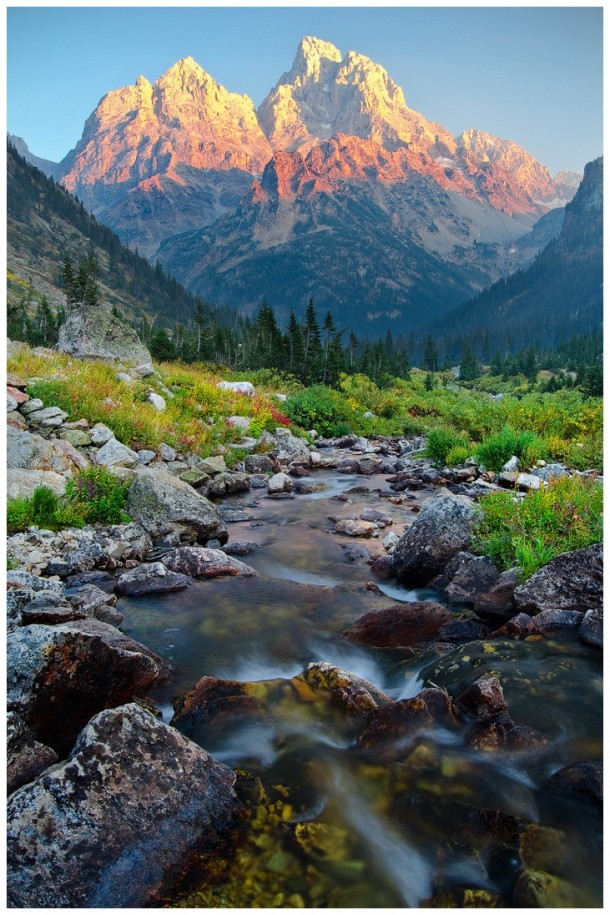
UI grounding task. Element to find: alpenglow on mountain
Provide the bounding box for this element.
[42,36,580,333]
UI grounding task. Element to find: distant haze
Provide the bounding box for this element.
[7,6,602,175]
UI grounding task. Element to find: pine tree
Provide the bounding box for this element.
[302,298,323,384]
[286,309,305,376]
[459,342,480,381]
[423,335,439,372]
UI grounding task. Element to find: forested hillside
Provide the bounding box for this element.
[7,141,227,329]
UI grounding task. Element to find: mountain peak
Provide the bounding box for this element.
[291,36,342,80]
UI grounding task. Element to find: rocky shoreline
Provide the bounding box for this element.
[6,367,603,907]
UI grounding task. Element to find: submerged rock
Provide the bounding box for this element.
[7,703,239,907]
[547,760,603,804]
[115,561,192,596]
[162,545,258,579]
[343,601,452,650]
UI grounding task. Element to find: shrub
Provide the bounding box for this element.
[445,445,471,467]
[473,475,603,579]
[64,467,130,525]
[475,427,520,471]
[425,428,469,466]
[284,385,352,436]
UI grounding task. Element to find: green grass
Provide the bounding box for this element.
[472,475,603,579]
[7,468,130,533]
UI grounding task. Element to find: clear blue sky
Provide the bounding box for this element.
[6,5,603,175]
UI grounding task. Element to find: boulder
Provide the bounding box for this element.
[456,676,508,720]
[444,556,500,606]
[162,546,258,579]
[24,406,68,427]
[273,428,312,466]
[7,712,58,796]
[57,304,152,363]
[7,620,170,747]
[115,561,192,596]
[334,519,375,537]
[513,544,603,615]
[66,584,123,627]
[7,468,68,499]
[546,760,603,804]
[244,454,278,474]
[343,601,452,649]
[357,688,458,753]
[227,415,251,433]
[128,468,228,545]
[7,426,75,474]
[474,568,521,620]
[6,704,238,907]
[94,438,139,468]
[216,380,255,396]
[147,391,166,411]
[391,488,480,587]
[579,607,603,648]
[54,437,90,470]
[89,422,114,445]
[293,662,392,716]
[267,471,293,494]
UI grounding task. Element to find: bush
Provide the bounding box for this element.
[65,467,130,525]
[473,475,603,579]
[445,445,471,467]
[475,427,520,471]
[284,385,353,436]
[425,428,469,466]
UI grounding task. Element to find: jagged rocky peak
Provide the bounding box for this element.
[57,56,273,210]
[453,128,572,212]
[258,35,454,155]
[288,36,342,85]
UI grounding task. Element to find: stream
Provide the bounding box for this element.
[120,467,603,908]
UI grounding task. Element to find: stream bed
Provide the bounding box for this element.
[120,469,603,907]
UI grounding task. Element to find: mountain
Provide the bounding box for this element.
[54,58,272,256]
[419,157,603,356]
[157,133,556,334]
[6,140,221,327]
[24,36,581,334]
[8,134,57,177]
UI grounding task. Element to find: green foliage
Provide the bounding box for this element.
[283,385,353,436]
[7,486,83,533]
[64,467,130,524]
[475,427,523,471]
[425,428,469,466]
[7,469,130,533]
[445,445,471,467]
[473,475,603,579]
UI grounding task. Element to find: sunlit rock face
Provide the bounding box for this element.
[56,58,272,255]
[258,36,454,157]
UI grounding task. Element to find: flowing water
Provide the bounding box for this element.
[120,467,603,908]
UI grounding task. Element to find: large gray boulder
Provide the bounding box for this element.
[7,712,58,796]
[7,468,68,499]
[7,620,170,747]
[58,303,152,363]
[7,426,75,475]
[273,428,312,466]
[128,468,228,545]
[391,488,480,586]
[7,703,239,907]
[513,544,603,615]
